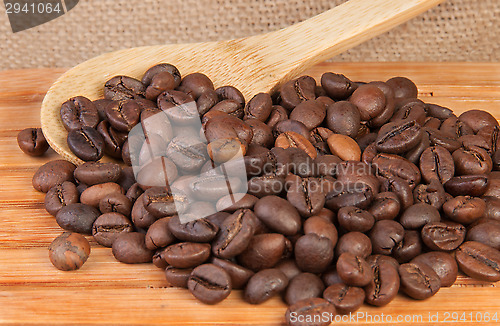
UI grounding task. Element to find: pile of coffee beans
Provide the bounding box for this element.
[21,63,500,326]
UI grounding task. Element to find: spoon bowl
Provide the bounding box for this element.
[41,0,444,164]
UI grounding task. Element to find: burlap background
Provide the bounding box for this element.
[0,0,498,70]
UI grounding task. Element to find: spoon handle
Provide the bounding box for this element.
[242,0,444,87]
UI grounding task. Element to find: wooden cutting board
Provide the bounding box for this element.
[1,63,499,326]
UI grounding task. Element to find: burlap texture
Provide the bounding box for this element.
[0,0,498,70]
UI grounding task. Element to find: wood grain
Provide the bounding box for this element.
[1,63,500,325]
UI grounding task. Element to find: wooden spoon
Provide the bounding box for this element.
[41,0,444,164]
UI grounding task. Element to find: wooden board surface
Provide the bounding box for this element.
[1,63,500,325]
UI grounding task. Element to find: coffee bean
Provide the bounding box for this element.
[266,105,288,129]
[336,232,372,259]
[368,192,401,221]
[413,179,447,210]
[426,103,454,120]
[458,110,499,134]
[399,203,440,229]
[168,215,218,243]
[337,206,374,233]
[92,212,133,247]
[364,261,400,306]
[392,101,426,125]
[455,241,500,282]
[323,283,364,314]
[105,100,141,132]
[386,77,418,99]
[325,101,360,138]
[425,127,461,152]
[67,127,105,162]
[349,84,386,121]
[211,257,254,289]
[336,253,372,287]
[285,273,325,306]
[275,131,317,159]
[96,120,123,159]
[373,153,421,189]
[216,193,258,212]
[453,146,492,175]
[325,182,373,211]
[237,233,289,271]
[209,99,244,119]
[443,196,486,224]
[17,127,49,156]
[145,72,176,100]
[320,72,356,100]
[163,242,211,268]
[421,221,465,251]
[49,232,90,271]
[99,193,132,216]
[286,175,325,218]
[295,233,334,273]
[142,63,181,88]
[33,160,76,193]
[467,221,500,250]
[303,216,338,247]
[80,182,124,208]
[444,175,489,196]
[285,298,336,326]
[56,203,100,235]
[142,186,188,218]
[212,209,256,259]
[131,193,157,228]
[289,100,326,130]
[399,262,441,299]
[411,252,458,287]
[379,175,414,209]
[166,134,208,172]
[370,220,404,255]
[74,162,121,186]
[244,268,288,304]
[179,73,214,100]
[244,93,273,121]
[327,134,361,161]
[280,76,316,110]
[246,118,274,148]
[60,96,99,131]
[165,266,192,288]
[44,182,79,216]
[376,120,422,154]
[105,76,145,101]
[254,196,301,235]
[157,90,198,125]
[276,259,302,281]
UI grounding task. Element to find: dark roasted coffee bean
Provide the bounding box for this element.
[74,162,121,186]
[483,196,500,222]
[411,252,458,287]
[366,255,400,271]
[295,233,334,273]
[321,72,357,100]
[386,76,418,99]
[364,261,400,306]
[285,298,336,326]
[310,127,334,147]
[56,203,100,235]
[325,101,360,138]
[44,182,79,216]
[143,186,188,218]
[92,212,133,247]
[80,182,124,208]
[426,103,454,120]
[413,179,447,210]
[247,175,285,197]
[17,128,49,156]
[322,268,343,287]
[280,76,316,110]
[370,220,404,255]
[131,193,157,229]
[303,216,338,247]
[455,241,500,282]
[336,253,372,287]
[179,73,214,100]
[99,193,132,216]
[467,221,500,250]
[246,118,274,148]
[145,72,176,100]
[424,117,442,129]
[168,215,218,243]
[212,209,256,259]
[266,105,288,129]
[337,206,374,233]
[157,90,197,125]
[144,217,175,250]
[285,273,325,306]
[254,196,301,235]
[163,242,211,268]
[313,155,341,177]
[336,232,372,259]
[325,182,373,211]
[215,85,244,106]
[166,134,207,172]
[93,99,114,120]
[443,196,486,224]
[204,114,253,145]
[216,193,258,213]
[165,267,192,288]
[105,100,141,132]
[188,263,232,304]
[425,127,461,152]
[399,262,441,299]
[379,176,414,209]
[142,63,181,88]
[237,233,289,271]
[33,160,76,193]
[349,84,386,121]
[444,175,489,196]
[369,192,401,221]
[459,134,492,153]
[104,76,145,101]
[112,232,153,263]
[453,146,492,175]
[289,100,326,130]
[244,93,273,121]
[323,283,364,314]
[67,127,104,162]
[373,153,421,189]
[211,257,254,289]
[376,120,422,154]
[459,110,499,134]
[399,203,440,229]
[196,90,219,115]
[96,120,122,158]
[392,230,422,263]
[440,116,475,138]
[286,175,325,218]
[60,96,99,131]
[209,99,244,119]
[49,232,90,271]
[152,248,168,269]
[244,268,288,304]
[392,101,426,125]
[276,259,302,281]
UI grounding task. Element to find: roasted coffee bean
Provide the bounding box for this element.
[215,85,244,106]
[93,99,114,120]
[163,242,211,268]
[188,263,232,304]
[244,268,288,304]
[386,77,418,99]
[337,206,374,233]
[453,146,492,175]
[285,273,325,306]
[440,116,475,138]
[467,221,500,250]
[60,96,99,131]
[459,110,499,134]
[142,63,181,88]
[131,193,157,229]
[459,134,492,153]
[212,209,256,259]
[237,233,289,271]
[349,84,386,121]
[105,100,141,132]
[157,90,197,125]
[392,230,422,263]
[411,252,458,287]
[426,103,454,120]
[379,176,414,209]
[112,232,153,264]
[67,127,105,162]
[327,134,361,161]
[484,178,500,198]
[369,192,401,221]
[243,93,273,121]
[196,90,219,115]
[96,120,122,158]
[285,298,336,326]
[204,114,253,145]
[483,196,500,222]
[168,215,218,243]
[313,155,341,177]
[275,131,317,159]
[179,73,214,99]
[246,118,274,148]
[373,153,421,189]
[44,182,79,216]
[321,72,357,100]
[335,161,380,195]
[322,268,343,287]
[247,175,286,197]
[336,253,372,287]
[189,173,243,202]
[17,128,49,156]
[370,220,404,255]
[276,259,302,281]
[266,105,288,129]
[280,76,316,110]
[216,193,258,212]
[104,76,145,101]
[323,283,364,314]
[392,101,426,125]
[310,127,334,147]
[144,217,175,250]
[211,257,254,289]
[254,196,301,235]
[399,203,440,229]
[165,267,192,288]
[336,232,372,258]
[166,134,207,172]
[92,212,133,247]
[143,186,188,218]
[444,175,489,196]
[443,196,486,224]
[56,203,100,235]
[286,175,325,217]
[209,99,244,119]
[80,182,124,208]
[33,160,76,193]
[74,162,121,186]
[49,232,90,271]
[366,254,400,271]
[425,127,461,152]
[364,261,400,306]
[325,182,373,211]
[303,216,338,247]
[289,100,326,130]
[324,101,360,138]
[455,241,500,282]
[99,193,132,216]
[145,72,176,100]
[413,179,447,210]
[295,233,334,273]
[424,117,442,129]
[399,262,441,300]
[376,120,422,154]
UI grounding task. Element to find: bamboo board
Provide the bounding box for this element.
[0,63,499,326]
